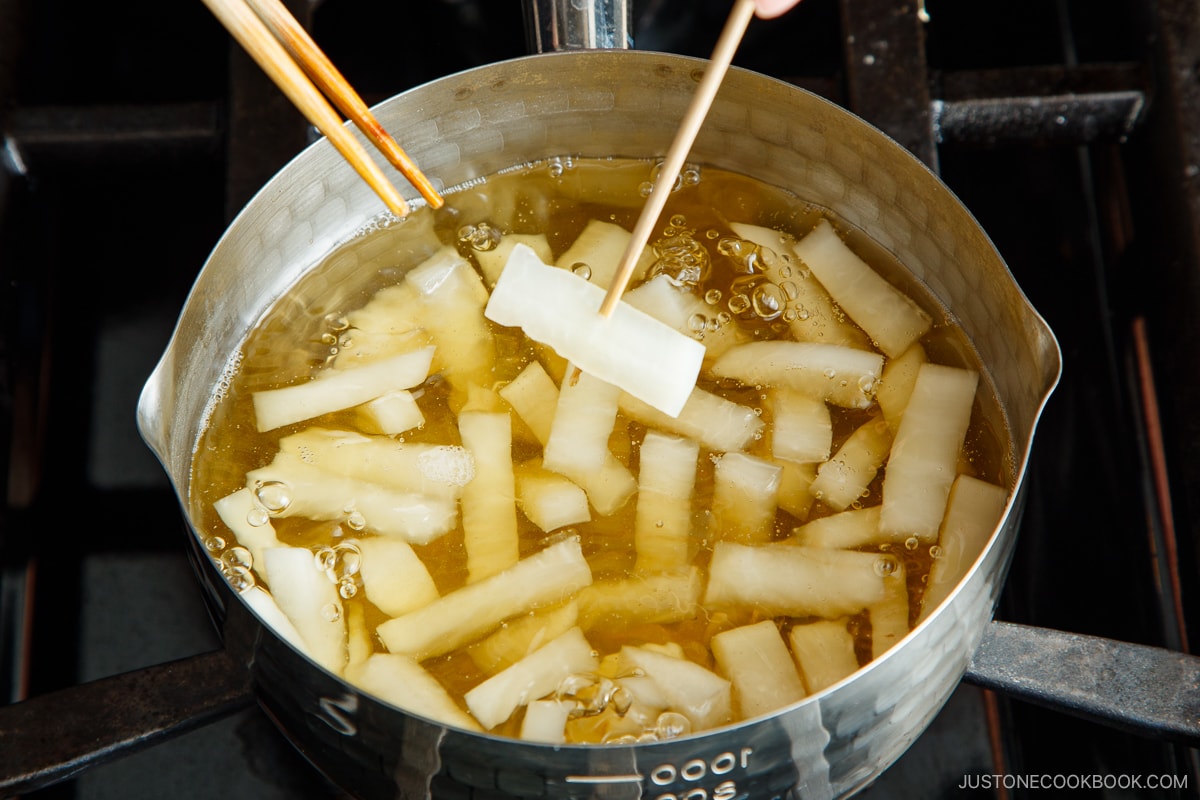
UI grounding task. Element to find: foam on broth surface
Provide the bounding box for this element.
[189,157,1012,743]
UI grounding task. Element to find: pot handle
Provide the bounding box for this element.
[964,620,1200,747]
[0,648,255,796]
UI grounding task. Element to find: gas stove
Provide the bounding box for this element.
[1,1,1197,798]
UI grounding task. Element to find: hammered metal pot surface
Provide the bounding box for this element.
[137,51,1060,800]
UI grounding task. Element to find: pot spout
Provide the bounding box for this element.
[522,0,632,52]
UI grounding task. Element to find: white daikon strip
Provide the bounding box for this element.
[619,386,763,454]
[624,274,745,361]
[484,244,705,418]
[459,411,519,583]
[879,363,979,541]
[792,219,932,358]
[634,432,700,573]
[619,645,732,731]
[769,388,832,464]
[346,603,372,668]
[711,452,782,544]
[869,563,909,659]
[261,546,346,673]
[576,568,702,630]
[376,536,593,661]
[466,601,580,675]
[920,475,1008,621]
[498,360,559,445]
[543,369,621,477]
[356,390,425,436]
[514,463,591,533]
[333,329,434,370]
[554,219,654,290]
[876,343,927,433]
[278,427,475,499]
[465,626,599,730]
[710,341,884,410]
[711,620,808,718]
[520,699,575,744]
[345,282,422,334]
[787,619,860,694]
[246,453,458,545]
[353,536,439,617]
[252,346,435,432]
[240,585,307,654]
[213,487,281,573]
[809,415,893,510]
[728,221,872,350]
[405,247,496,401]
[475,233,553,287]
[343,654,482,732]
[704,543,888,617]
[775,458,817,521]
[791,506,882,549]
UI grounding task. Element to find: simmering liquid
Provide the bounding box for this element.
[190,157,1011,743]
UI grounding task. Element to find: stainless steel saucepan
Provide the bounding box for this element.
[2,3,1197,798]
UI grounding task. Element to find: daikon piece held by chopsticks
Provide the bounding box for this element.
[484,244,705,418]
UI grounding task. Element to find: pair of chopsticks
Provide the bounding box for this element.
[202,0,442,217]
[599,0,758,317]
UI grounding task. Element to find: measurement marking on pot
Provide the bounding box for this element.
[564,774,645,784]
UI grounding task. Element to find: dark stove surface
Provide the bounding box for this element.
[3,1,1199,798]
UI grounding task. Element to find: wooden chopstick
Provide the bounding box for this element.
[598,0,757,317]
[202,0,440,217]
[242,0,443,209]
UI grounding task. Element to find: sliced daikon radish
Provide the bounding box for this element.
[624,274,745,361]
[475,233,553,287]
[343,653,482,731]
[618,386,763,454]
[465,626,599,730]
[775,458,817,521]
[515,462,591,533]
[246,453,458,544]
[213,487,281,573]
[376,536,593,660]
[466,601,580,675]
[252,346,435,432]
[261,546,346,673]
[277,427,475,500]
[619,645,732,731]
[876,342,927,433]
[354,536,439,617]
[711,452,782,544]
[405,247,495,401]
[728,222,871,350]
[356,390,425,436]
[704,543,887,617]
[459,411,519,583]
[543,369,621,477]
[879,363,979,541]
[791,506,882,549]
[787,619,860,694]
[498,360,559,445]
[768,388,832,464]
[345,282,422,334]
[240,585,306,654]
[710,341,883,410]
[520,698,575,744]
[920,475,1008,621]
[484,244,705,418]
[634,432,700,573]
[810,415,892,510]
[333,329,434,370]
[869,563,909,659]
[554,219,655,290]
[792,219,932,358]
[711,620,807,718]
[576,568,702,630]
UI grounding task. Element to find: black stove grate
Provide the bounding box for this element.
[2,1,1197,798]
